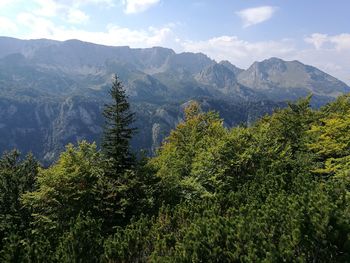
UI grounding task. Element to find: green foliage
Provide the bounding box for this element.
[103,215,155,262]
[2,94,350,262]
[308,95,350,177]
[22,141,152,232]
[102,75,136,172]
[22,142,105,230]
[151,101,227,204]
[55,214,104,263]
[0,151,38,253]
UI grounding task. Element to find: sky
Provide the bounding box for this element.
[0,0,349,84]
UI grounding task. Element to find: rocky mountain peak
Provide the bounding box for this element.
[219,60,244,75]
[237,57,350,99]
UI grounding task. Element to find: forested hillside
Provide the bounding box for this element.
[1,76,350,262]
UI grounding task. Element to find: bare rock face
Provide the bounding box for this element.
[151,123,162,152]
[0,96,104,164]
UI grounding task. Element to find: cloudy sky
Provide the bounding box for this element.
[0,0,349,84]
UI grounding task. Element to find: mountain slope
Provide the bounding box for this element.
[0,37,348,164]
[237,57,350,103]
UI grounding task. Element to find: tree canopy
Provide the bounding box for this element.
[102,74,136,173]
[1,89,350,262]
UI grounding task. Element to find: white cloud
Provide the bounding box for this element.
[67,9,89,24]
[0,0,17,8]
[181,33,350,85]
[302,33,350,84]
[305,33,350,51]
[16,12,174,48]
[123,0,160,14]
[329,34,350,50]
[72,0,113,4]
[305,33,328,50]
[17,12,55,36]
[3,1,350,86]
[296,48,350,84]
[237,6,277,28]
[182,35,295,68]
[29,0,91,25]
[33,0,61,17]
[55,0,115,8]
[0,16,17,32]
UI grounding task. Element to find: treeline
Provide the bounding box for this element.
[1,76,350,262]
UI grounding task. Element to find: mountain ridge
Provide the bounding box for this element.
[0,36,349,163]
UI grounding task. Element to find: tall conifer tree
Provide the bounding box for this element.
[102,75,136,171]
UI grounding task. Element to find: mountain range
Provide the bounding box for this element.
[0,36,349,164]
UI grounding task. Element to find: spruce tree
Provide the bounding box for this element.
[102,75,136,172]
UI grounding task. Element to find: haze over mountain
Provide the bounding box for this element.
[0,37,349,164]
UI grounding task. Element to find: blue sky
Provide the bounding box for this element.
[0,0,349,84]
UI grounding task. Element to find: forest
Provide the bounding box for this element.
[1,76,350,262]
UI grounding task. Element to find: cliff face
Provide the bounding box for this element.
[0,97,103,163]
